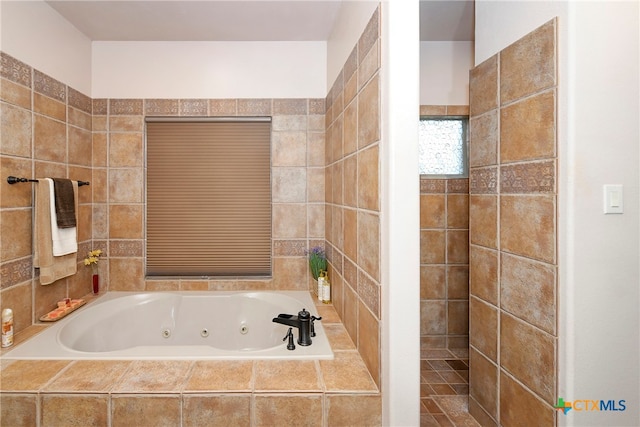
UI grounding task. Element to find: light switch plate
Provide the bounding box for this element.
[603,184,623,214]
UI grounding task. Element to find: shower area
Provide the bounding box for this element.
[419,13,559,426]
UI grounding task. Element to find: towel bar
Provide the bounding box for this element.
[7,176,90,187]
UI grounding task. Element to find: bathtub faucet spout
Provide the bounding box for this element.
[272,308,314,346]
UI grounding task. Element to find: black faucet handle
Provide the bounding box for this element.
[283,327,295,350]
[277,313,294,319]
[310,315,322,337]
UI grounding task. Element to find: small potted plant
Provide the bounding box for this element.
[307,246,327,281]
[84,249,102,294]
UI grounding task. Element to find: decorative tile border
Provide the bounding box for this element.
[273,99,307,115]
[68,87,92,114]
[447,179,470,194]
[145,99,179,116]
[500,161,555,194]
[34,70,66,102]
[469,167,498,194]
[0,52,31,88]
[110,99,143,115]
[92,99,108,115]
[420,179,446,194]
[180,99,208,116]
[0,257,32,289]
[238,99,271,116]
[273,240,306,256]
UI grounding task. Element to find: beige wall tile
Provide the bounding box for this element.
[420,230,446,264]
[469,348,498,418]
[272,131,306,166]
[1,104,32,157]
[447,265,469,299]
[447,300,469,335]
[358,301,380,387]
[469,297,498,362]
[33,70,65,102]
[41,395,109,426]
[68,107,92,130]
[1,156,32,208]
[420,194,445,228]
[0,394,37,427]
[0,283,32,334]
[34,115,67,162]
[183,395,251,427]
[357,211,380,281]
[307,167,325,203]
[421,300,446,335]
[1,78,31,109]
[357,74,380,148]
[272,203,306,238]
[272,257,306,290]
[420,265,446,299]
[357,144,379,210]
[447,230,469,264]
[469,195,497,249]
[44,360,130,392]
[108,115,143,132]
[501,20,556,105]
[33,93,65,121]
[447,194,469,229]
[1,209,31,261]
[343,284,358,344]
[501,253,556,334]
[500,313,555,403]
[343,155,357,207]
[500,90,556,163]
[68,126,92,167]
[109,204,143,239]
[109,133,143,167]
[272,167,306,203]
[500,372,556,427]
[469,55,498,117]
[500,195,555,263]
[469,111,498,167]
[109,258,144,291]
[254,394,323,427]
[343,208,357,262]
[112,395,181,427]
[469,245,498,305]
[327,394,381,426]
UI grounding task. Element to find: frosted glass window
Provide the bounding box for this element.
[419,117,468,177]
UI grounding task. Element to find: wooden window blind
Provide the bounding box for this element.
[146,118,271,277]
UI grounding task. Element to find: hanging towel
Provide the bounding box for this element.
[34,179,78,285]
[52,178,76,228]
[47,179,78,256]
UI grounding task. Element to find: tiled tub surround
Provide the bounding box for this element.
[419,105,470,352]
[468,19,558,426]
[0,301,381,426]
[1,50,327,332]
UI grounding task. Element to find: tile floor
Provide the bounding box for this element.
[420,348,480,427]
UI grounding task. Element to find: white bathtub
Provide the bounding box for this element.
[2,291,333,360]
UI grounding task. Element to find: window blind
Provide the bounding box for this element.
[146,118,272,276]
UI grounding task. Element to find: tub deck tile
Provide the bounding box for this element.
[0,360,70,392]
[320,351,379,393]
[43,360,132,393]
[184,360,253,392]
[111,360,193,393]
[254,360,321,392]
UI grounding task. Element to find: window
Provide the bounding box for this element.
[146,118,272,277]
[418,116,468,177]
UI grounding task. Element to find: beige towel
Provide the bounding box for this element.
[34,179,78,285]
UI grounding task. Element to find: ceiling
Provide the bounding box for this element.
[45,0,474,42]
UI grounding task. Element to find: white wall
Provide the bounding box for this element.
[92,41,326,99]
[476,2,640,426]
[420,41,473,105]
[0,0,92,95]
[326,1,379,88]
[381,1,421,426]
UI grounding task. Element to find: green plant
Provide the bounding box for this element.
[306,246,327,280]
